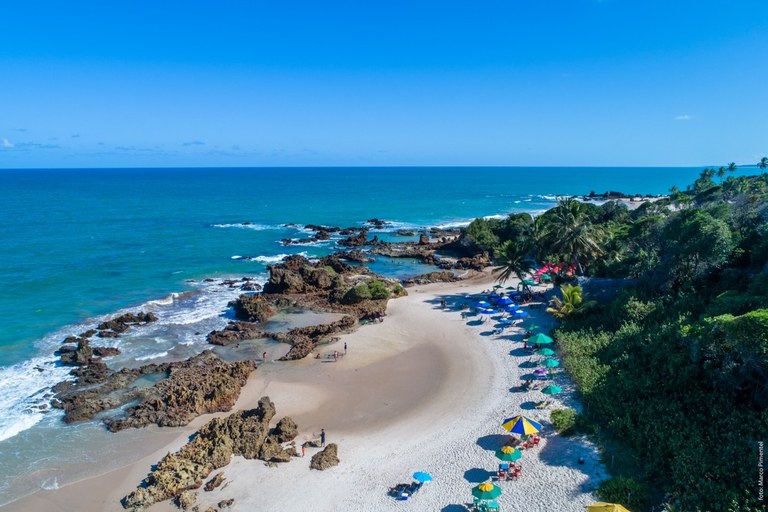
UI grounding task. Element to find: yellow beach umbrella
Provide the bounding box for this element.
[586,502,631,512]
[501,415,542,435]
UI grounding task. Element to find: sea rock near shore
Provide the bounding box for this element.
[338,228,369,247]
[206,321,264,346]
[97,311,159,337]
[231,294,276,323]
[402,271,458,287]
[310,443,340,470]
[122,397,278,511]
[105,353,256,431]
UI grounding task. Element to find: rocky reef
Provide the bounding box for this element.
[51,351,256,430]
[122,396,300,511]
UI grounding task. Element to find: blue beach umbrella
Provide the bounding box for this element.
[476,301,490,308]
[512,310,529,319]
[497,297,513,306]
[413,471,433,483]
[499,318,512,325]
[481,308,497,315]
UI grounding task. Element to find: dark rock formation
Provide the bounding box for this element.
[92,346,120,358]
[52,351,256,431]
[231,294,276,323]
[104,355,256,432]
[338,228,369,247]
[96,312,158,337]
[206,322,263,346]
[394,229,417,236]
[310,443,339,470]
[176,491,196,510]
[204,472,225,492]
[122,397,280,511]
[272,416,298,442]
[418,230,430,245]
[402,271,458,287]
[337,250,374,263]
[218,498,235,508]
[365,218,389,228]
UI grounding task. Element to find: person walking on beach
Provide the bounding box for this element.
[344,342,347,354]
[262,351,267,362]
[333,350,339,362]
[320,429,326,447]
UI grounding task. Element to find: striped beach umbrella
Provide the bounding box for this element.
[472,482,502,500]
[586,503,631,512]
[495,445,522,462]
[528,333,554,345]
[541,384,563,395]
[501,415,543,435]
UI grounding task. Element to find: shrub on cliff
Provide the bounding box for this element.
[367,280,390,299]
[342,284,372,304]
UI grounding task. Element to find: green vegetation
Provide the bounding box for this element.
[367,280,391,299]
[471,166,768,511]
[549,407,577,434]
[342,283,372,304]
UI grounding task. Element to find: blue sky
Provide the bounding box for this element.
[1,0,767,167]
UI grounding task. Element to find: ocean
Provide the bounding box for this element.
[0,166,716,502]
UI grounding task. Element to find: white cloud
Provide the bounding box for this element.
[674,114,693,121]
[1,138,13,148]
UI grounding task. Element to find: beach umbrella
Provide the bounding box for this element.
[476,301,490,308]
[412,471,433,483]
[504,304,518,313]
[501,415,542,435]
[472,482,502,500]
[499,318,512,325]
[541,384,563,395]
[497,297,513,306]
[527,324,540,332]
[533,368,548,378]
[493,284,503,289]
[536,347,556,357]
[541,358,560,368]
[495,445,522,462]
[512,310,529,319]
[586,503,631,512]
[528,333,554,345]
[481,308,497,315]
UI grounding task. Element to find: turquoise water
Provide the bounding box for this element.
[0,166,718,501]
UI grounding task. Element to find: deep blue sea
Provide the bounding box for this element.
[0,166,720,501]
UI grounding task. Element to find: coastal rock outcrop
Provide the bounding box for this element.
[206,321,263,346]
[338,228,369,247]
[231,294,276,323]
[204,472,225,491]
[402,271,458,287]
[272,416,298,442]
[96,311,159,337]
[122,397,284,511]
[310,443,339,470]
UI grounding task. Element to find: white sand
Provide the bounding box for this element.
[8,271,607,511]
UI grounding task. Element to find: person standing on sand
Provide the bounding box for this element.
[262,351,267,362]
[344,342,347,354]
[334,350,339,362]
[320,429,326,447]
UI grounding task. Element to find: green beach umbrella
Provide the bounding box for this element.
[536,347,556,357]
[541,384,563,395]
[495,445,522,462]
[528,324,540,332]
[541,358,560,368]
[472,482,502,500]
[528,333,554,345]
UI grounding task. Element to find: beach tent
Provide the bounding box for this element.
[586,503,631,512]
[495,445,522,462]
[472,482,502,500]
[528,333,554,345]
[501,415,542,435]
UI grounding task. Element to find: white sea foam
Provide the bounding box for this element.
[40,477,59,490]
[212,223,280,231]
[231,255,244,260]
[135,351,168,361]
[148,293,177,306]
[0,357,71,442]
[248,252,308,264]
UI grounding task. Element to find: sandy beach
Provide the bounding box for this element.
[7,271,606,512]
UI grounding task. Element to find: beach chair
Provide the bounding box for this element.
[497,469,506,481]
[532,436,541,446]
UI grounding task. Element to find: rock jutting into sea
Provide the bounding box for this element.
[51,350,257,430]
[122,396,298,511]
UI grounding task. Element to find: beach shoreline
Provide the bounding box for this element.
[6,270,605,511]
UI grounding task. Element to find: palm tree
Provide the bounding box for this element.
[546,284,595,319]
[716,166,727,182]
[494,240,533,292]
[759,157,768,171]
[727,162,737,173]
[542,198,604,275]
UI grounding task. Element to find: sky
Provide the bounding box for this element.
[1,0,767,168]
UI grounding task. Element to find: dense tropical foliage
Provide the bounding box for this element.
[466,165,768,511]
